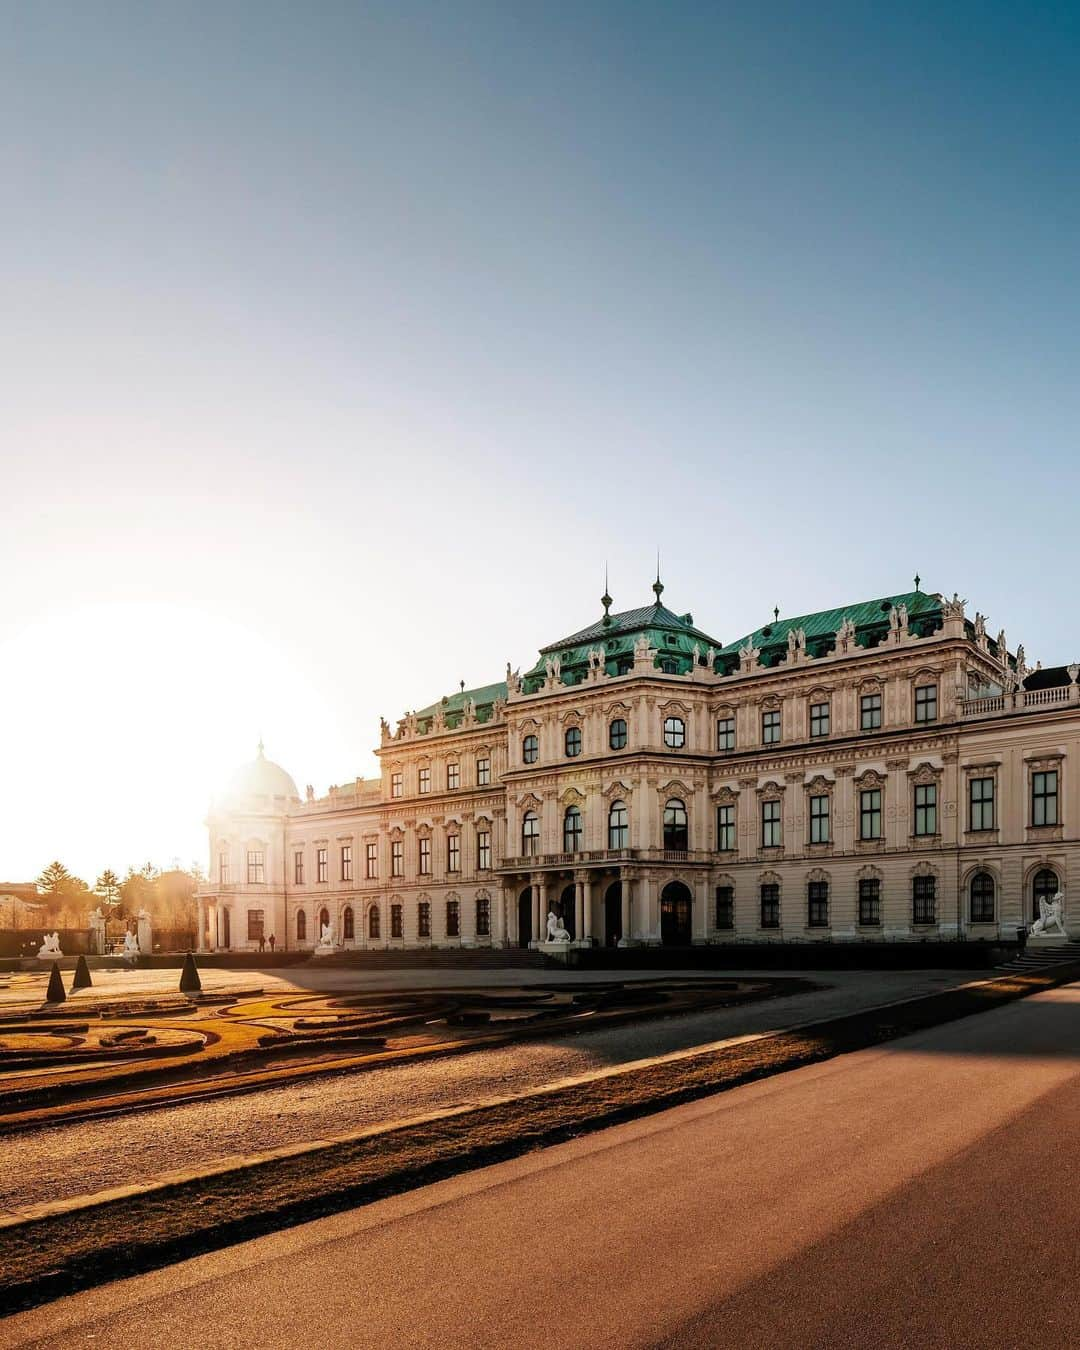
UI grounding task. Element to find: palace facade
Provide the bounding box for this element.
[198,583,1080,951]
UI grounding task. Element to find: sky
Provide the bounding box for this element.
[2,1,1078,884]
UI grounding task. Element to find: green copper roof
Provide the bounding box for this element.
[718,590,944,671]
[413,680,508,732]
[523,599,724,688]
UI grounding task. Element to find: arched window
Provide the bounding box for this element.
[318,907,329,932]
[565,726,582,758]
[563,805,582,852]
[1032,868,1059,922]
[609,718,627,750]
[660,658,679,675]
[391,903,403,939]
[446,897,460,937]
[523,734,539,764]
[608,800,628,849]
[476,894,491,937]
[296,909,307,941]
[664,798,688,850]
[522,811,540,856]
[418,899,431,938]
[970,872,995,924]
[368,905,380,940]
[343,906,354,940]
[663,716,685,749]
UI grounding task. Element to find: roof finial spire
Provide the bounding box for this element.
[773,605,780,623]
[601,563,613,627]
[257,734,265,758]
[652,552,664,604]
[914,572,921,592]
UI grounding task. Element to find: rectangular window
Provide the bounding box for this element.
[761,799,781,848]
[247,850,265,884]
[859,789,882,840]
[447,762,460,790]
[858,878,881,926]
[760,883,780,929]
[761,793,783,847]
[247,909,265,941]
[913,875,937,924]
[365,842,378,879]
[1032,770,1059,826]
[477,830,491,871]
[419,767,431,794]
[294,850,304,885]
[477,756,491,786]
[715,885,734,930]
[969,777,995,831]
[418,901,431,938]
[476,896,490,937]
[915,684,938,723]
[446,899,460,938]
[391,771,403,799]
[716,717,735,751]
[391,840,403,877]
[716,804,735,852]
[418,837,431,875]
[809,794,830,844]
[219,852,229,885]
[914,783,937,837]
[807,881,829,928]
[316,847,327,883]
[861,693,882,730]
[762,709,780,744]
[340,844,352,881]
[809,702,830,738]
[448,834,460,873]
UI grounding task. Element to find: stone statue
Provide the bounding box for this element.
[37,931,63,959]
[1015,644,1027,682]
[88,907,106,955]
[705,645,715,668]
[835,617,856,653]
[1031,892,1067,939]
[634,633,651,662]
[546,910,572,943]
[123,930,140,962]
[306,783,315,801]
[321,921,334,946]
[738,639,760,672]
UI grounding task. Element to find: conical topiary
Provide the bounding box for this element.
[71,954,93,990]
[179,951,202,994]
[46,961,66,1003]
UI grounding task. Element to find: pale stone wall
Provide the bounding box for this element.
[199,601,1080,949]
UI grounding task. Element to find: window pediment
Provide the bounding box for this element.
[711,783,739,803]
[908,761,940,786]
[855,769,885,789]
[857,864,883,881]
[517,792,543,812]
[805,775,833,796]
[559,786,586,806]
[659,778,692,798]
[756,779,785,797]
[602,779,634,800]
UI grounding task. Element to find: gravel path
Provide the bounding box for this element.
[0,969,974,1216]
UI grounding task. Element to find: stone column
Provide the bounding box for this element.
[694,875,709,943]
[621,877,633,944]
[197,898,206,952]
[582,876,593,943]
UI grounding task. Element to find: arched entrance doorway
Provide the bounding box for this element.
[518,887,533,948]
[604,882,622,947]
[660,881,692,946]
[559,883,576,940]
[1032,868,1060,922]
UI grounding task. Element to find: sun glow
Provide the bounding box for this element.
[0,602,329,884]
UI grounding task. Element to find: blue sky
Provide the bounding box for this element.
[2,2,1078,879]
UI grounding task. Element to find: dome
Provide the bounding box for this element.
[222,741,300,804]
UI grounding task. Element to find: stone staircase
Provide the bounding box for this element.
[308,947,547,969]
[996,940,1080,974]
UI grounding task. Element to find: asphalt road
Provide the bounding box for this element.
[0,968,971,1215]
[5,979,1078,1348]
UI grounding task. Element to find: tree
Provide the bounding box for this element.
[119,863,159,915]
[95,869,121,909]
[37,861,89,915]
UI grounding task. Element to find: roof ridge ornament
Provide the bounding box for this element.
[652,553,664,605]
[601,562,613,628]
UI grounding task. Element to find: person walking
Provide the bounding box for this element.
[268,933,276,953]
